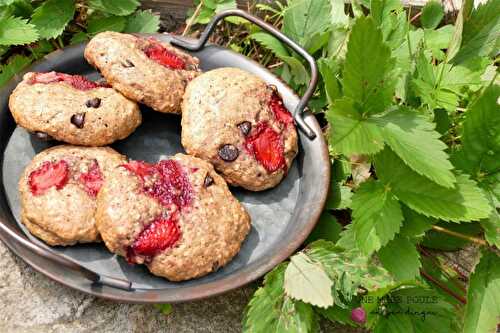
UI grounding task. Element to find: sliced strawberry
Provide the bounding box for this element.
[29,72,102,91]
[127,215,180,261]
[245,122,286,172]
[269,90,294,125]
[143,39,186,70]
[78,160,103,198]
[123,160,193,209]
[28,160,70,196]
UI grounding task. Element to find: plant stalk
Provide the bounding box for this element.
[420,269,467,304]
[432,225,488,247]
[183,2,203,36]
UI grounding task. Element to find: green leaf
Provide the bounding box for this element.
[318,57,342,104]
[375,148,491,222]
[330,0,349,26]
[351,180,403,255]
[399,206,434,239]
[154,303,173,315]
[378,108,456,188]
[452,85,500,183]
[306,241,395,297]
[463,250,500,333]
[88,0,139,16]
[124,9,160,33]
[420,0,444,29]
[446,0,472,60]
[306,212,342,243]
[0,15,38,45]
[243,264,318,333]
[70,32,89,45]
[480,189,500,247]
[343,16,395,114]
[284,252,334,308]
[282,0,331,47]
[378,236,421,281]
[327,98,384,155]
[87,15,126,34]
[30,0,75,39]
[0,54,32,87]
[249,32,289,58]
[453,0,500,64]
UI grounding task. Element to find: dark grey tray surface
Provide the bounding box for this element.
[0,34,330,302]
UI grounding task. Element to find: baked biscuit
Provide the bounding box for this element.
[181,67,298,191]
[19,146,126,246]
[9,72,142,146]
[96,153,251,281]
[84,32,200,114]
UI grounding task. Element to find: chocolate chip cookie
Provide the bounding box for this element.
[9,72,142,146]
[84,32,200,114]
[19,146,126,246]
[181,67,299,191]
[95,153,251,281]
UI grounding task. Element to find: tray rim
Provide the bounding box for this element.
[0,35,331,303]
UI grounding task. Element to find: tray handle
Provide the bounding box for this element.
[171,9,319,140]
[0,221,133,291]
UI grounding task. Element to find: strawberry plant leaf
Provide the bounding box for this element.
[88,0,139,16]
[0,15,38,45]
[124,9,160,33]
[480,189,500,247]
[399,206,434,239]
[378,108,456,188]
[422,222,483,250]
[306,241,395,299]
[318,57,342,104]
[0,54,32,87]
[351,180,403,255]
[243,263,318,333]
[343,16,395,115]
[249,32,289,58]
[420,0,444,29]
[375,148,491,222]
[463,250,500,333]
[452,0,500,64]
[330,0,349,26]
[87,16,126,34]
[378,236,421,281]
[306,212,342,243]
[327,98,384,155]
[30,0,75,39]
[70,32,89,45]
[282,0,331,47]
[452,84,500,183]
[284,252,334,308]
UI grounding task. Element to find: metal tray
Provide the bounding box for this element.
[0,10,330,303]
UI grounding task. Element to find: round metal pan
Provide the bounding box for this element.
[0,9,330,303]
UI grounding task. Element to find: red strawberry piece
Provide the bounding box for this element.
[28,160,70,196]
[128,215,180,261]
[245,122,286,172]
[269,90,294,125]
[122,160,156,178]
[143,39,186,70]
[78,160,103,198]
[29,72,102,91]
[123,160,193,209]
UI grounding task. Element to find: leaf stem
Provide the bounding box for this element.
[420,269,466,304]
[432,225,488,247]
[183,2,203,37]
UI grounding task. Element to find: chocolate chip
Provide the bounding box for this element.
[204,174,214,187]
[212,260,220,271]
[85,97,101,108]
[237,121,252,136]
[122,59,135,68]
[218,144,239,162]
[71,113,85,128]
[33,131,53,141]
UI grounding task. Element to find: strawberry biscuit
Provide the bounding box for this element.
[181,67,298,191]
[96,154,251,281]
[9,72,142,146]
[84,32,200,114]
[19,146,126,246]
